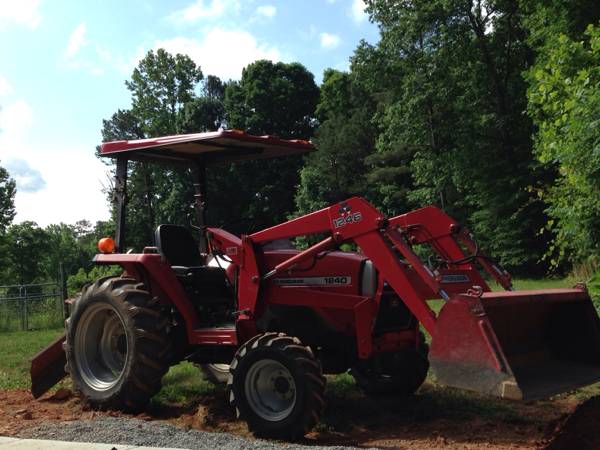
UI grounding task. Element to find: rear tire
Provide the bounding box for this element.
[351,332,429,396]
[65,277,171,411]
[228,332,326,440]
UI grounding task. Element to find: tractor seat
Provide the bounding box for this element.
[155,224,204,274]
[155,224,233,303]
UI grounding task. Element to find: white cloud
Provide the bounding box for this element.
[0,0,42,29]
[90,44,145,76]
[320,32,341,49]
[0,99,109,226]
[4,158,46,193]
[65,22,88,59]
[0,76,13,96]
[62,22,143,77]
[0,100,33,140]
[350,0,368,23]
[168,0,240,23]
[112,45,146,76]
[156,28,281,80]
[8,149,109,226]
[256,5,276,18]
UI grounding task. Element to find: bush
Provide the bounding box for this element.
[589,271,600,312]
[67,265,122,297]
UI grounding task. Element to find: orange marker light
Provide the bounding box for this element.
[98,237,116,254]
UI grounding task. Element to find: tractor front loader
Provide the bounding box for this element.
[31,130,600,440]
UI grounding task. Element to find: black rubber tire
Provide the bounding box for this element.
[351,332,429,396]
[64,276,171,412]
[199,363,230,384]
[228,332,326,440]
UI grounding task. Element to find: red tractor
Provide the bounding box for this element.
[32,130,600,439]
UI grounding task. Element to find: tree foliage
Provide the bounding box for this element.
[101,50,206,249]
[358,0,553,273]
[126,49,203,137]
[216,60,319,230]
[0,161,16,232]
[295,68,377,215]
[527,24,600,265]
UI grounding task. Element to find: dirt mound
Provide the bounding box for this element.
[544,396,600,450]
[0,389,85,436]
[0,386,584,450]
[0,388,244,438]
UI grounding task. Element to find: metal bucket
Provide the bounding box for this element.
[429,287,600,400]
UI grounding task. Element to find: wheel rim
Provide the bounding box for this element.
[74,303,128,391]
[244,359,297,421]
[209,363,230,373]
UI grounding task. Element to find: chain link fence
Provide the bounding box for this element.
[0,282,65,332]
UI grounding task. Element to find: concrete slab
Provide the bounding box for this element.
[0,436,189,450]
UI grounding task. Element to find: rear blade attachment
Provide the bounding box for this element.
[30,333,67,398]
[429,287,600,400]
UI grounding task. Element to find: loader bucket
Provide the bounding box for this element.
[30,333,67,398]
[429,288,600,400]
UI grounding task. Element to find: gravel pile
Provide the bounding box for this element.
[19,416,373,450]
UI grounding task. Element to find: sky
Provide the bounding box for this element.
[0,0,379,227]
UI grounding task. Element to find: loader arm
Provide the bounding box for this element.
[246,197,455,335]
[246,197,511,336]
[389,206,513,290]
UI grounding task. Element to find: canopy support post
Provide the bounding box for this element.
[192,161,208,255]
[114,157,128,253]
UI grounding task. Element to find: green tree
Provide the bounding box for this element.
[101,50,204,249]
[0,161,16,232]
[0,161,16,283]
[126,49,203,137]
[225,61,318,138]
[296,68,377,215]
[44,223,81,280]
[526,25,600,265]
[222,60,319,231]
[5,221,49,284]
[177,97,225,133]
[361,0,550,273]
[124,49,203,235]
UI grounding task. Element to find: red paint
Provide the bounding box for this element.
[33,191,600,400]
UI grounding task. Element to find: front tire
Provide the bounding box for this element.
[228,332,326,440]
[351,332,429,396]
[65,277,171,411]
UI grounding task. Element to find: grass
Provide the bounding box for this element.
[509,277,575,290]
[0,327,64,390]
[427,276,577,316]
[0,327,217,401]
[151,362,219,407]
[0,298,64,332]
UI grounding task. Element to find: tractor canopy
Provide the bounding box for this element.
[99,130,315,255]
[100,129,315,165]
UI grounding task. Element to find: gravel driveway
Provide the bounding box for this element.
[19,417,373,450]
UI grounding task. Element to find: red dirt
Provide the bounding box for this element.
[541,396,600,450]
[0,388,594,449]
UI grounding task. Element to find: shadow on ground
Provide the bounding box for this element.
[143,370,574,449]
